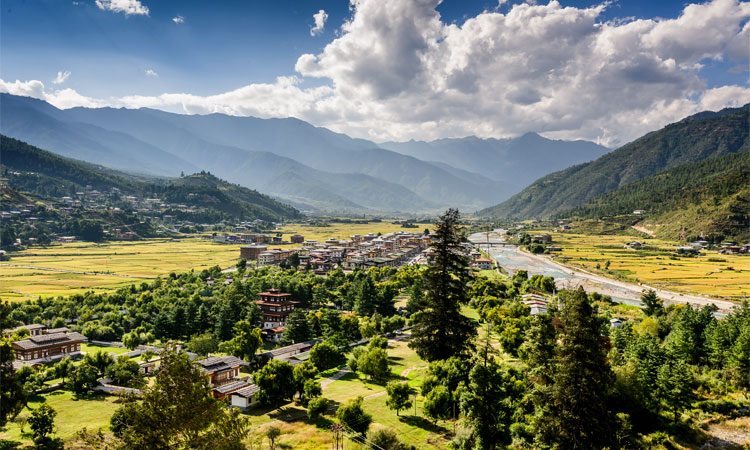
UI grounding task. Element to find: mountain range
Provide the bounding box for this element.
[0,93,608,214]
[479,105,750,219]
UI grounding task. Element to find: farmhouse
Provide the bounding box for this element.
[231,384,261,410]
[474,258,493,270]
[11,331,86,363]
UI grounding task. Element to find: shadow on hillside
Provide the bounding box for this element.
[399,415,448,433]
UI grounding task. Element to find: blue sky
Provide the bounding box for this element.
[1,0,748,144]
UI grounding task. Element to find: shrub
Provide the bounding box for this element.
[307,397,330,420]
[336,396,372,435]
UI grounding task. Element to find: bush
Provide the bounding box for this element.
[367,427,407,450]
[309,341,344,371]
[307,397,330,420]
[336,396,372,435]
[368,336,388,349]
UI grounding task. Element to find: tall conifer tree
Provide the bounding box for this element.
[409,209,476,361]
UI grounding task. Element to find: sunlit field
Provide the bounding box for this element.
[276,221,431,244]
[536,231,750,300]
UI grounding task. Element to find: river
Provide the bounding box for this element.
[468,231,736,312]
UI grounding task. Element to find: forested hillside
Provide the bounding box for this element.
[0,136,301,222]
[562,152,750,241]
[479,105,749,219]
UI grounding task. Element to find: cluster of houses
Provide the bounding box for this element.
[239,231,432,274]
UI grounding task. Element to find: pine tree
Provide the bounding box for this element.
[641,289,663,316]
[281,309,312,345]
[536,288,615,449]
[409,209,476,361]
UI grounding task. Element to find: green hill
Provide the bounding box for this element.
[478,105,749,219]
[0,135,301,222]
[562,152,750,241]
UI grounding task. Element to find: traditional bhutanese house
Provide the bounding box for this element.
[474,258,493,270]
[11,332,86,362]
[521,293,549,316]
[264,326,286,342]
[195,356,249,387]
[257,289,300,330]
[212,378,254,399]
[231,384,261,410]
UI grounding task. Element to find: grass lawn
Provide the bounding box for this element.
[0,390,121,446]
[81,343,132,356]
[526,231,750,300]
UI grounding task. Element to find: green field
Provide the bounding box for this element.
[276,222,430,244]
[536,231,750,299]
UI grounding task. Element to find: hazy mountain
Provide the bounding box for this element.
[380,133,609,189]
[479,105,750,219]
[0,135,302,221]
[61,106,509,208]
[0,94,436,213]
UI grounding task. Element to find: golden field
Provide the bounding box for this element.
[538,231,750,300]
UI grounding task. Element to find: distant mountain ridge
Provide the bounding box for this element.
[0,93,610,214]
[0,135,302,222]
[479,105,750,219]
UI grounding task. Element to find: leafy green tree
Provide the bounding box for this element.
[231,320,263,361]
[266,425,281,450]
[253,360,296,407]
[536,288,615,449]
[54,357,74,384]
[307,397,329,420]
[187,332,219,356]
[115,346,250,449]
[67,361,100,395]
[641,289,663,317]
[385,381,413,416]
[337,396,372,435]
[107,356,145,388]
[728,325,750,388]
[84,350,114,378]
[0,303,26,426]
[358,346,390,383]
[423,384,451,423]
[309,340,343,370]
[409,209,477,361]
[28,403,56,442]
[122,331,141,351]
[367,427,408,450]
[293,361,319,404]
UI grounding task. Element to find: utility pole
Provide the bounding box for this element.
[330,424,344,450]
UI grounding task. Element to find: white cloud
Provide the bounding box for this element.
[3,0,749,146]
[52,71,71,85]
[173,15,184,24]
[95,0,149,16]
[310,9,328,36]
[145,69,158,77]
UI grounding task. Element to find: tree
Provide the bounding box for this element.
[67,361,100,395]
[368,427,408,450]
[337,396,372,435]
[293,361,319,404]
[385,381,413,416]
[656,356,692,423]
[423,385,451,423]
[28,403,56,442]
[115,346,250,449]
[122,331,141,351]
[358,346,390,383]
[187,332,219,356]
[0,301,26,426]
[253,359,296,407]
[641,289,663,316]
[229,321,263,361]
[536,288,615,449]
[281,309,312,345]
[728,325,750,388]
[409,209,477,361]
[459,361,525,450]
[265,426,281,450]
[107,356,145,388]
[54,357,74,384]
[307,397,329,420]
[84,351,114,378]
[309,340,343,371]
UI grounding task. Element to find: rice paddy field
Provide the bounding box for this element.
[0,221,429,302]
[537,231,750,300]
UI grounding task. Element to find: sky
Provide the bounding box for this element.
[1,0,749,147]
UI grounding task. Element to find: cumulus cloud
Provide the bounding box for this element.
[173,15,184,24]
[145,69,158,77]
[95,0,149,16]
[0,79,105,109]
[52,71,71,84]
[310,9,328,36]
[4,0,750,146]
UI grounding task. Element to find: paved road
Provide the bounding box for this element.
[469,231,737,313]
